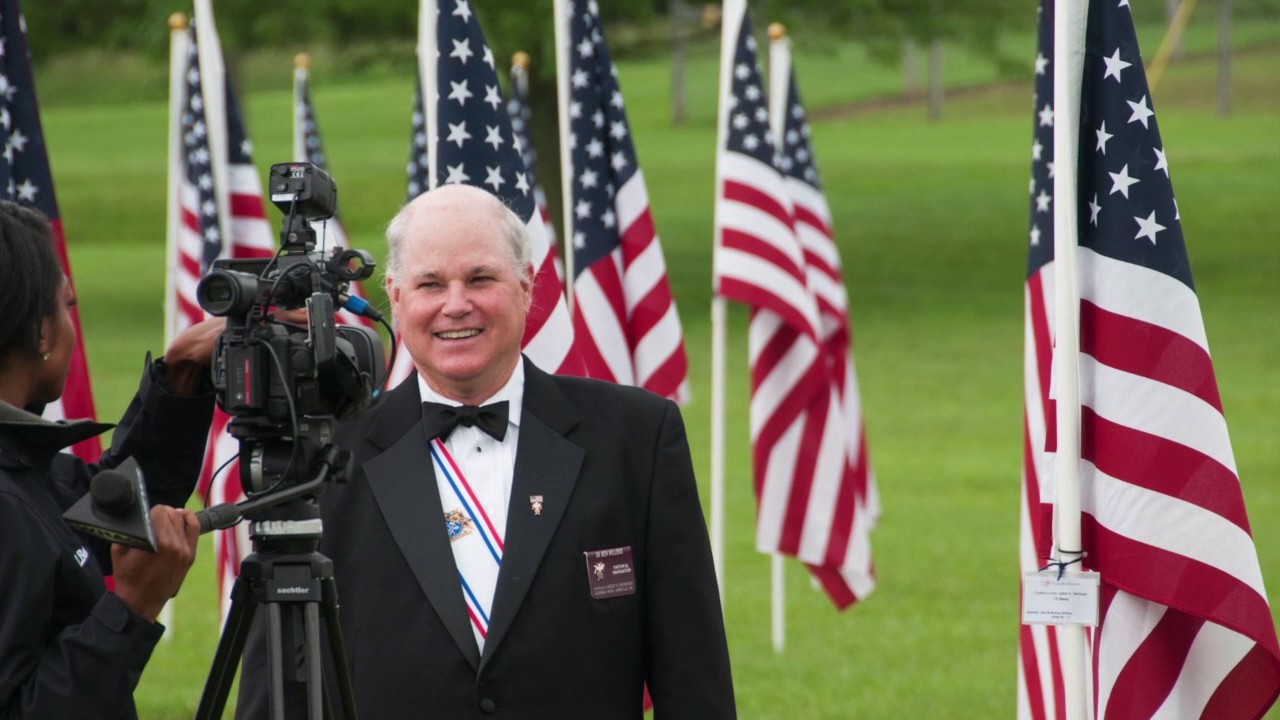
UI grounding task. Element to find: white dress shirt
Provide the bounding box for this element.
[418,361,524,552]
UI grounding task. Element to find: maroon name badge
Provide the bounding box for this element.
[583,546,637,600]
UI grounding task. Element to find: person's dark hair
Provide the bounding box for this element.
[0,200,62,367]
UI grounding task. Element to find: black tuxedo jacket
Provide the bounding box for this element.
[237,358,735,719]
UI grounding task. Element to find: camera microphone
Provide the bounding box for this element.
[63,458,158,552]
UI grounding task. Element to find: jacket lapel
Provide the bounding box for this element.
[480,359,583,671]
[363,380,481,670]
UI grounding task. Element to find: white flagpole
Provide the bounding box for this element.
[710,0,746,609]
[710,295,726,610]
[553,0,575,314]
[164,12,189,349]
[1052,0,1090,717]
[292,54,309,163]
[766,21,791,655]
[159,12,190,640]
[418,0,439,190]
[192,0,230,259]
[710,295,726,609]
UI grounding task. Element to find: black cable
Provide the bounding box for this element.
[201,450,243,509]
[249,338,302,496]
[377,315,398,388]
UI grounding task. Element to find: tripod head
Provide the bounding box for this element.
[197,443,347,546]
[196,441,359,720]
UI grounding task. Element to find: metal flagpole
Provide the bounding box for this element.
[766,21,791,654]
[1052,0,1090,716]
[553,0,576,314]
[711,298,726,609]
[164,12,189,350]
[418,0,439,190]
[293,54,309,162]
[709,0,747,609]
[159,12,191,639]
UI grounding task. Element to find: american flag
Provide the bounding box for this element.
[506,52,561,277]
[1018,0,1280,716]
[419,0,582,376]
[772,35,878,607]
[167,1,274,622]
[382,78,430,389]
[407,77,429,204]
[714,2,867,610]
[292,59,376,331]
[1018,6,1068,714]
[0,0,100,460]
[560,0,689,402]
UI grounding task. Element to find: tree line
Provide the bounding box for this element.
[26,0,1277,87]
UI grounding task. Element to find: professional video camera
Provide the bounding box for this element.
[190,162,386,720]
[61,162,383,719]
[196,161,385,498]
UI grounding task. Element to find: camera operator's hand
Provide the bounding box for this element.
[110,505,200,623]
[273,307,310,325]
[161,317,226,396]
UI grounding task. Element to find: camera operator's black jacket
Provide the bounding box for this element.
[0,359,213,720]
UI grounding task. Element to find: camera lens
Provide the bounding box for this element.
[197,270,259,316]
[206,284,232,303]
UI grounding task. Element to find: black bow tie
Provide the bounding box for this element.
[422,401,509,441]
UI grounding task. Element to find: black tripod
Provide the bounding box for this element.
[194,448,359,720]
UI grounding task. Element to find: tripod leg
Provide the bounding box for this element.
[321,577,359,720]
[267,603,288,720]
[196,576,257,720]
[304,603,324,720]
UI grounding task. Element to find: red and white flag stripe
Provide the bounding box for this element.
[519,232,579,374]
[715,2,874,611]
[3,5,102,460]
[785,173,878,605]
[717,154,817,337]
[558,1,688,403]
[1075,249,1278,718]
[40,224,102,461]
[1020,255,1071,720]
[572,169,689,401]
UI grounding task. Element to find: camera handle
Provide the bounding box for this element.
[194,446,359,720]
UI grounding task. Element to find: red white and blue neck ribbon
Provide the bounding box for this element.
[431,437,504,651]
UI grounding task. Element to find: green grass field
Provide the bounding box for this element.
[34,20,1280,720]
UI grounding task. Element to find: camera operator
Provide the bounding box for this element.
[0,200,221,719]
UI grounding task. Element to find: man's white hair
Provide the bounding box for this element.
[383,185,532,282]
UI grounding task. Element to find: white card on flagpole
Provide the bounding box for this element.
[1021,570,1101,626]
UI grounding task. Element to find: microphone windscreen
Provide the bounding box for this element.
[90,470,136,516]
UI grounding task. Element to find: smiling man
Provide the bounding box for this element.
[237,184,735,719]
[386,186,533,405]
